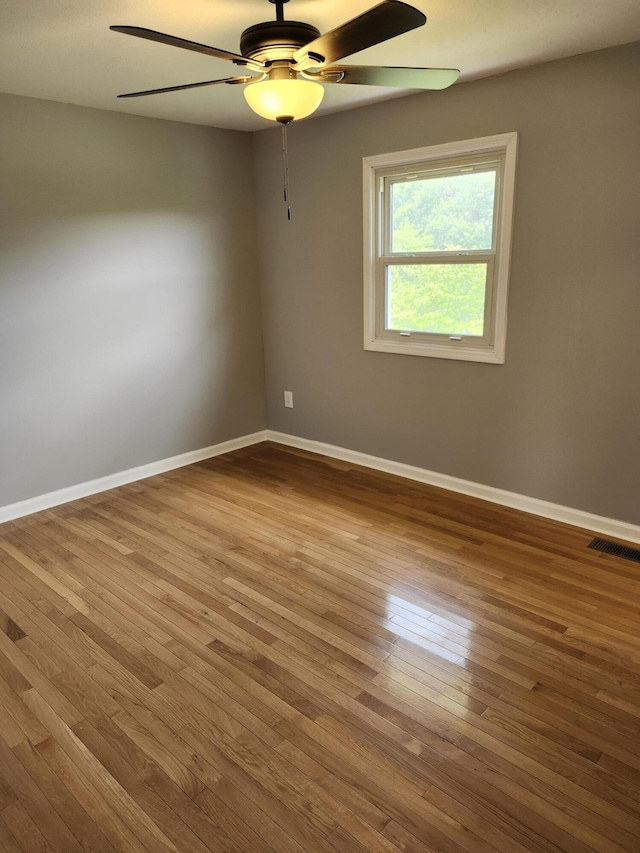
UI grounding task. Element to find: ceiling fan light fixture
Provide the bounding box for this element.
[243,77,324,122]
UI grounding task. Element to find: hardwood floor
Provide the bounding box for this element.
[0,441,639,852]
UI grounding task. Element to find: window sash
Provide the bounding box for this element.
[375,256,496,348]
[380,158,503,258]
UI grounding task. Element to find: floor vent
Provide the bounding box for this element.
[588,538,640,563]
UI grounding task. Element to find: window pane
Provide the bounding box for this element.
[391,170,496,253]
[386,263,487,336]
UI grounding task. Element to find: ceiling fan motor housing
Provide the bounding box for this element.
[240,21,321,63]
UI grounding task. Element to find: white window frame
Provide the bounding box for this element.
[363,132,518,363]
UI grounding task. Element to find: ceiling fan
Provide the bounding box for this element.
[111,0,460,124]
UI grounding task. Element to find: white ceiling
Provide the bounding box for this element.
[1,0,639,131]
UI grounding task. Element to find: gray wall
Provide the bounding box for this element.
[253,42,640,525]
[0,93,266,506]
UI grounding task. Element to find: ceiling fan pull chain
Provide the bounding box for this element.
[281,120,292,221]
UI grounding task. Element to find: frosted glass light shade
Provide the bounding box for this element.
[244,79,324,122]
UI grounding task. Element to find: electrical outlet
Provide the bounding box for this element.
[284,390,293,408]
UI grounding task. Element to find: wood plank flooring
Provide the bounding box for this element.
[0,441,639,852]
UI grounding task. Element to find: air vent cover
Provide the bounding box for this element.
[588,538,640,564]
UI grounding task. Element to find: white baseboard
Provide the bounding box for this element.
[4,427,638,546]
[0,430,268,525]
[267,431,640,545]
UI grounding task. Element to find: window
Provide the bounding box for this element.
[363,133,518,363]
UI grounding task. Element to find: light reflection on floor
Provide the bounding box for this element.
[385,593,473,666]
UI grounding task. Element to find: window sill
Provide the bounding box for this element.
[364,337,505,363]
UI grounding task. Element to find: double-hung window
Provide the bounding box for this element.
[363,133,518,362]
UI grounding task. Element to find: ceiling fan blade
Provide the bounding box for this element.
[305,65,459,89]
[117,76,254,99]
[293,1,425,66]
[110,26,262,69]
